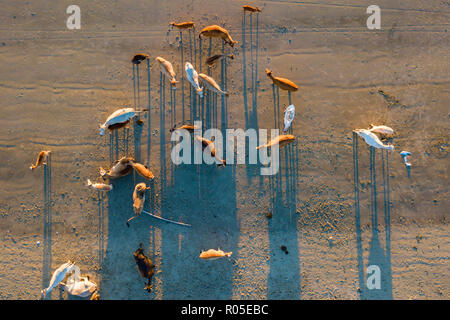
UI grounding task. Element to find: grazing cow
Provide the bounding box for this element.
[169,21,195,30]
[126,183,150,226]
[195,136,226,166]
[30,151,51,171]
[99,156,134,179]
[133,243,155,292]
[130,162,155,180]
[41,260,75,298]
[256,134,296,150]
[199,248,232,260]
[132,53,149,65]
[353,129,394,150]
[205,54,234,67]
[199,25,237,47]
[243,5,262,12]
[156,56,178,87]
[265,69,298,92]
[185,62,203,98]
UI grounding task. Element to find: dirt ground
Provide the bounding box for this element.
[0,0,448,300]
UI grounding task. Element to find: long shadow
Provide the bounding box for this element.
[272,85,281,130]
[133,64,137,109]
[109,127,130,164]
[366,147,393,299]
[42,154,52,299]
[134,122,143,163]
[114,131,119,161]
[132,61,146,164]
[195,38,201,121]
[101,56,152,299]
[103,172,151,299]
[169,76,177,185]
[203,37,222,132]
[132,62,142,114]
[264,94,300,298]
[242,12,249,127]
[243,10,262,185]
[109,133,114,163]
[267,140,301,299]
[353,135,393,299]
[146,58,152,167]
[381,150,393,299]
[102,121,154,299]
[249,13,254,110]
[136,63,141,112]
[253,13,260,109]
[102,92,152,299]
[98,192,105,269]
[352,132,365,296]
[160,72,167,191]
[179,31,185,123]
[159,149,237,299]
[159,48,237,298]
[381,150,393,296]
[187,29,193,123]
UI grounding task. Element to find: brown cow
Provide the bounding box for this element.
[30,151,51,171]
[133,243,155,292]
[199,25,237,47]
[265,69,298,92]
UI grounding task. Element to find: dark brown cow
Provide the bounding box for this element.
[131,54,149,65]
[133,243,155,292]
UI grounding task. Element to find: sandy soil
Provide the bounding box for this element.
[0,0,448,300]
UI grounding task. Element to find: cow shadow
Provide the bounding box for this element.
[266,141,301,299]
[41,155,52,299]
[353,136,393,300]
[158,61,238,298]
[102,122,156,299]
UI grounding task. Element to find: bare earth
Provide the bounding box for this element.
[0,0,448,300]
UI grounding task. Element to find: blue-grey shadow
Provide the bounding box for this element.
[242,11,262,186]
[159,56,237,298]
[158,161,237,299]
[266,140,301,299]
[102,123,155,299]
[353,135,393,300]
[98,192,105,269]
[42,155,52,299]
[134,121,143,163]
[109,128,130,163]
[103,172,153,299]
[406,164,411,178]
